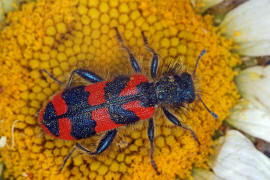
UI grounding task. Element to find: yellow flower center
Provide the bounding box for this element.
[0,0,240,179]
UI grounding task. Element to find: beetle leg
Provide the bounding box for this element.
[59,129,117,172]
[77,129,117,155]
[66,69,104,88]
[162,108,200,145]
[141,31,159,79]
[59,143,94,172]
[41,69,64,86]
[114,27,141,73]
[59,144,76,172]
[147,117,160,175]
[93,129,117,154]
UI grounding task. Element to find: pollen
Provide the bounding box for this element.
[234,31,241,37]
[46,26,57,36]
[0,0,240,179]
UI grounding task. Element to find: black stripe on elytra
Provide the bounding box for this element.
[104,76,139,124]
[43,102,60,136]
[56,93,142,119]
[61,86,96,139]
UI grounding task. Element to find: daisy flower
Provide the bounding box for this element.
[0,0,269,179]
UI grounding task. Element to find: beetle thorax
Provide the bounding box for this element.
[154,72,196,106]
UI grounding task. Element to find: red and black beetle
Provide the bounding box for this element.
[40,27,217,174]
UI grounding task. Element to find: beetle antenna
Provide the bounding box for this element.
[193,50,217,119]
[198,95,218,119]
[193,49,206,76]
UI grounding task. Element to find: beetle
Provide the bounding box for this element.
[40,27,217,174]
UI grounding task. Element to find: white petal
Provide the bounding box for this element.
[219,0,270,56]
[236,65,270,111]
[239,40,270,57]
[0,136,7,148]
[212,130,270,180]
[192,168,224,180]
[229,66,270,145]
[227,99,270,142]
